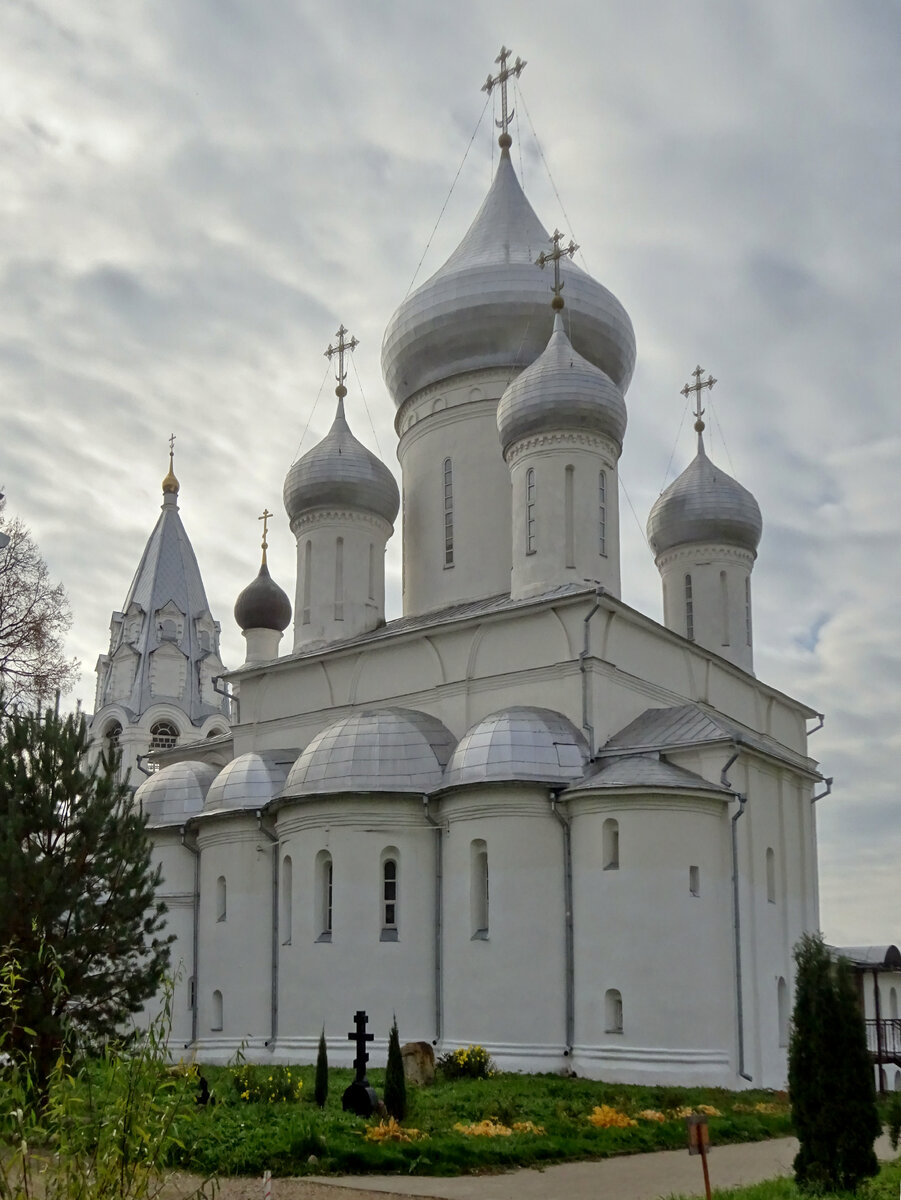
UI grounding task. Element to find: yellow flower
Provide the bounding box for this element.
[587,1105,637,1129]
[697,1105,721,1117]
[638,1109,667,1122]
[454,1119,512,1138]
[512,1121,545,1135]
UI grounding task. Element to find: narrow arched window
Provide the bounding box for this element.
[564,465,575,568]
[777,976,789,1047]
[895,1069,901,1092]
[443,458,454,567]
[216,875,226,922]
[684,574,694,641]
[598,470,607,556]
[315,850,333,942]
[605,988,623,1033]
[281,855,293,946]
[104,720,122,754]
[471,839,489,938]
[745,576,753,646]
[150,720,178,752]
[381,851,398,941]
[720,570,730,646]
[302,540,312,625]
[766,847,776,903]
[890,987,898,1020]
[526,468,536,555]
[603,818,619,870]
[689,865,700,897]
[334,538,344,621]
[211,989,223,1031]
[368,543,375,601]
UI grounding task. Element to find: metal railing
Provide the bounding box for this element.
[866,1018,901,1062]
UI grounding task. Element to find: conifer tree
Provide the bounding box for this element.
[789,932,880,1193]
[314,1026,329,1108]
[384,1015,406,1121]
[0,699,171,1090]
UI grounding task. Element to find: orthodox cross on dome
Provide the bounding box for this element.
[325,324,359,401]
[482,45,526,148]
[168,432,176,455]
[347,1009,374,1083]
[536,229,578,311]
[681,364,717,446]
[258,507,273,566]
[162,432,180,496]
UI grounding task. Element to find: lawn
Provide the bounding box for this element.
[664,1156,901,1199]
[167,1061,798,1177]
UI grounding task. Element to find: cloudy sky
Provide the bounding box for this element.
[2,0,899,946]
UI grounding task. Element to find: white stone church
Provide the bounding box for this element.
[90,57,825,1088]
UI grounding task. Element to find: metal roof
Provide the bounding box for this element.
[203,751,291,815]
[443,707,589,789]
[282,707,456,797]
[381,147,635,407]
[831,945,901,970]
[136,760,219,828]
[564,752,730,795]
[234,562,292,633]
[497,313,627,455]
[647,439,762,556]
[283,398,400,526]
[602,703,817,774]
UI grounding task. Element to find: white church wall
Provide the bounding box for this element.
[138,831,196,1052]
[194,818,274,1061]
[273,797,437,1062]
[569,793,735,1084]
[396,383,512,616]
[441,787,567,1071]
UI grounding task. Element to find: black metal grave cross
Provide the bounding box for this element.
[347,1009,374,1083]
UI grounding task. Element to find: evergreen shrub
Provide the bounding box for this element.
[315,1026,329,1108]
[384,1016,406,1121]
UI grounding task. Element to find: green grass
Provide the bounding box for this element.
[663,1156,901,1199]
[167,1063,799,1178]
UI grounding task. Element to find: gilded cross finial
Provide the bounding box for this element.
[536,229,579,311]
[325,324,359,401]
[162,432,180,496]
[482,45,526,149]
[258,507,273,566]
[681,365,717,447]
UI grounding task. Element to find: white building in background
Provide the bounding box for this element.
[96,56,830,1087]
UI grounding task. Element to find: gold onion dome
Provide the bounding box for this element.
[162,449,179,495]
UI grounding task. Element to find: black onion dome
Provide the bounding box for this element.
[234,563,292,633]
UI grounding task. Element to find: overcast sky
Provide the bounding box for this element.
[2,0,899,947]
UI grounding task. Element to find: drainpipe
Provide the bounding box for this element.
[180,824,200,1047]
[579,588,604,754]
[257,812,279,1049]
[422,796,443,1044]
[810,778,833,804]
[212,675,239,724]
[550,791,575,1058]
[722,747,753,1082]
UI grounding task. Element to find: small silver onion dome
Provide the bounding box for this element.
[381,149,636,408]
[282,708,457,797]
[443,706,589,789]
[234,563,291,633]
[204,751,290,814]
[497,313,627,456]
[647,441,763,557]
[135,760,218,828]
[283,399,400,527]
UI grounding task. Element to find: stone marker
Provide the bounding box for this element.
[401,1040,435,1086]
[342,1008,379,1116]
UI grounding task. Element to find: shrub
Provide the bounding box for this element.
[887,1090,901,1151]
[587,1104,637,1129]
[438,1044,497,1080]
[314,1028,328,1109]
[232,1063,303,1104]
[384,1016,406,1121]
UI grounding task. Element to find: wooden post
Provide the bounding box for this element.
[686,1114,712,1200]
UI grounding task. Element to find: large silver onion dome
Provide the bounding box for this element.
[204,751,290,815]
[234,563,292,633]
[443,706,589,788]
[647,441,763,557]
[282,708,456,797]
[497,312,627,456]
[381,149,636,407]
[135,760,218,828]
[283,399,400,526]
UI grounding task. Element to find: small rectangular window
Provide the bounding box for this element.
[685,573,694,642]
[599,470,607,556]
[526,468,536,555]
[689,865,700,897]
[444,458,454,567]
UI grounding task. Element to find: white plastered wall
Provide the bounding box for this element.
[657,543,756,674]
